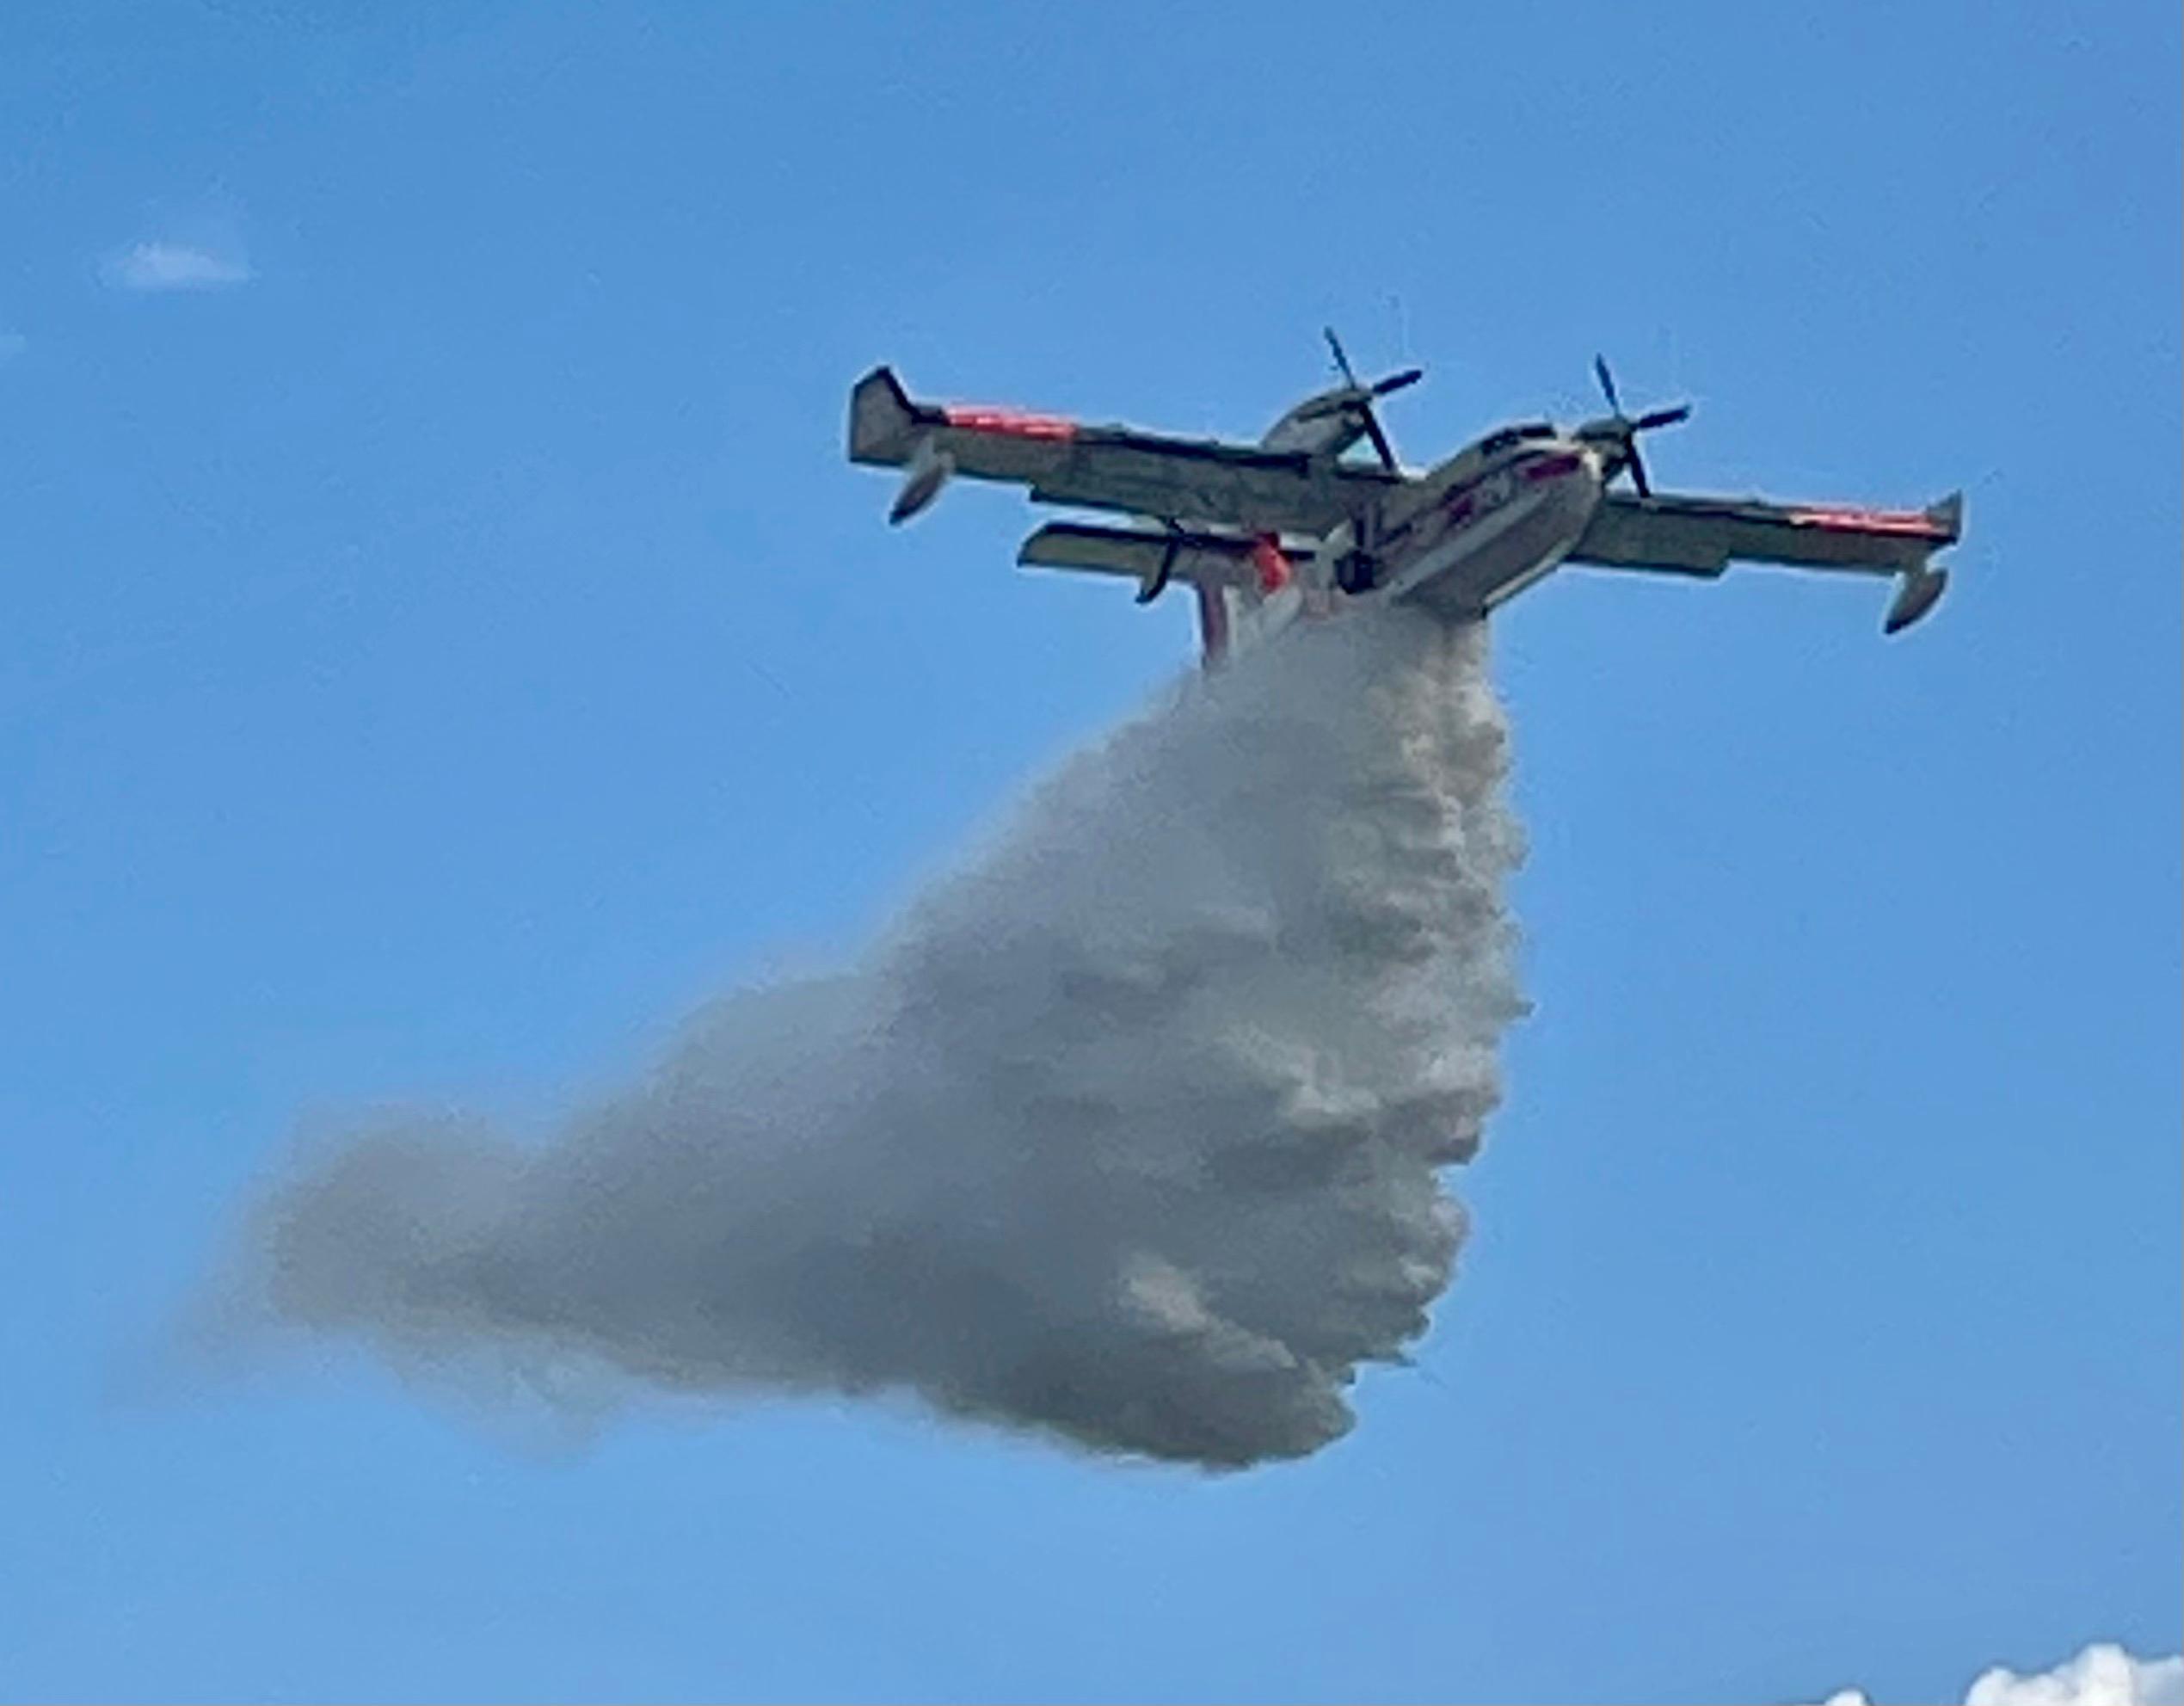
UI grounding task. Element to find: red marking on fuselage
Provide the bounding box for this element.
[1250,535,1292,594]
[1787,506,1947,538]
[941,405,1078,440]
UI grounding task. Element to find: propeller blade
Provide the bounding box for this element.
[1360,407,1399,474]
[1307,332,1416,466]
[1591,354,1684,493]
[1324,326,1362,390]
[1592,354,1622,416]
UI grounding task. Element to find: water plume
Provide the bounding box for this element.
[228,608,1526,1466]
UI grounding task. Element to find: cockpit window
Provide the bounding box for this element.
[1477,422,1559,457]
[1485,419,1554,452]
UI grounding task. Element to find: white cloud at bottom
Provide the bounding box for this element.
[1823,1644,2184,1706]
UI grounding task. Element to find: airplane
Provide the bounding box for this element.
[847,330,1960,668]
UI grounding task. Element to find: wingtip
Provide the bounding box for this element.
[849,364,920,464]
[1883,565,1948,635]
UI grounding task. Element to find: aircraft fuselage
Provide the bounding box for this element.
[1368,430,1606,617]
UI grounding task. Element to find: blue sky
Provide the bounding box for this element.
[2,3,2177,1701]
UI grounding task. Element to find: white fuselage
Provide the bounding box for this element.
[1226,428,1607,656]
[1373,430,1606,615]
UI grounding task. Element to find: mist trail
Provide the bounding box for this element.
[234,607,1528,1466]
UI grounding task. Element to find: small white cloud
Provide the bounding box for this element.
[1965,1646,2184,1706]
[102,240,252,293]
[1821,1644,2184,1706]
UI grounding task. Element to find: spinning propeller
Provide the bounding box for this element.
[1584,354,1690,498]
[1297,326,1422,473]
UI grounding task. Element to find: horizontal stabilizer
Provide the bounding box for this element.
[1018,521,1313,597]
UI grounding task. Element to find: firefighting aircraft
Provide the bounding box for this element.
[848,330,1960,665]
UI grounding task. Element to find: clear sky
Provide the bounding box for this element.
[2,3,2177,1701]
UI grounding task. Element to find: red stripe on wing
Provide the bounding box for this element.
[942,405,1079,440]
[1786,506,1948,539]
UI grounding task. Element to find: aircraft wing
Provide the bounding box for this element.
[849,366,1399,534]
[1566,490,1963,631]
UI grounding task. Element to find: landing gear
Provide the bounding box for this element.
[1135,520,1186,605]
[1336,502,1384,596]
[1335,551,1379,595]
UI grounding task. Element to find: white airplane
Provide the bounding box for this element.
[848,330,1960,667]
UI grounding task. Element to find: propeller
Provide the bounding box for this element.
[1587,354,1690,498]
[1298,326,1422,473]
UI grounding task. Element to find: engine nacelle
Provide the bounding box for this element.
[889,435,955,525]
